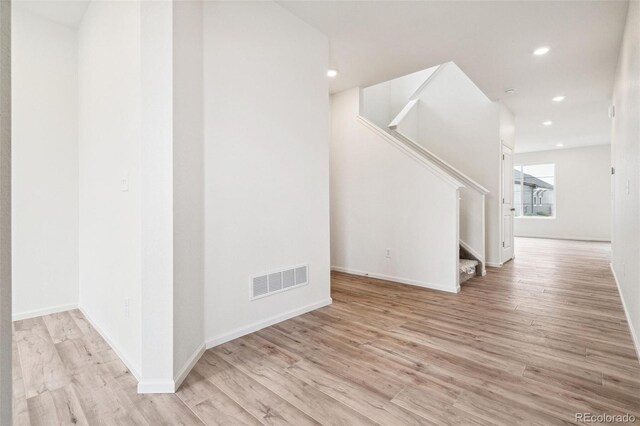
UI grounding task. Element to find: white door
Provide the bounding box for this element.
[502,145,514,262]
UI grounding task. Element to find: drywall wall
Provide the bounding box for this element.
[12,7,78,319]
[0,0,10,422]
[361,67,437,130]
[331,88,460,292]
[172,0,204,385]
[514,145,611,242]
[203,1,331,345]
[611,0,640,357]
[139,0,175,393]
[412,63,502,265]
[499,102,515,150]
[77,1,142,375]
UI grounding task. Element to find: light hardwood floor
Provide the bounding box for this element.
[12,238,640,425]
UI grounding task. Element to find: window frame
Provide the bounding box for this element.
[513,162,556,220]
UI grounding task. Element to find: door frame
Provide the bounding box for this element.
[501,143,515,264]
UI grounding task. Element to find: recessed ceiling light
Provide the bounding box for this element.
[543,121,553,126]
[552,96,566,102]
[556,143,564,147]
[534,46,550,56]
[327,69,338,78]
[504,88,516,94]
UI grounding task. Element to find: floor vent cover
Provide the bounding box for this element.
[252,265,308,300]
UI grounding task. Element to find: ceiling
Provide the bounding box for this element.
[279,1,628,153]
[14,0,89,28]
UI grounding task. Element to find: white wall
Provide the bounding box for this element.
[413,63,502,264]
[499,102,515,150]
[331,89,460,292]
[611,0,640,357]
[0,1,11,421]
[172,0,204,384]
[202,1,331,345]
[77,1,142,375]
[514,145,611,242]
[139,0,176,392]
[12,7,78,319]
[361,67,436,130]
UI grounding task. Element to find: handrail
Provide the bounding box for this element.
[391,128,490,195]
[385,61,489,195]
[408,62,449,101]
[388,64,448,130]
[388,99,417,130]
[357,115,465,190]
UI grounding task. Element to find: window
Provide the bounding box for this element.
[513,163,555,217]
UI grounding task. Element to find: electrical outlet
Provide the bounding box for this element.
[124,298,130,317]
[385,248,391,259]
[120,176,129,192]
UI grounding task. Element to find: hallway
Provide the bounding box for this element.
[12,238,640,425]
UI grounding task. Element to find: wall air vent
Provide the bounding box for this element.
[251,264,308,300]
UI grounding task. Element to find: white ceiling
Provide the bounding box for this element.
[279,1,628,153]
[14,0,89,28]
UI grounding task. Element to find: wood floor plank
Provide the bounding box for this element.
[177,370,261,425]
[13,238,640,425]
[25,391,59,426]
[48,385,90,426]
[212,340,377,425]
[194,351,320,426]
[12,325,31,426]
[391,385,494,426]
[42,312,84,344]
[286,359,432,425]
[14,317,70,399]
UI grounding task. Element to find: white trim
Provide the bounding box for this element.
[173,343,205,391]
[331,266,459,293]
[137,381,175,394]
[408,62,448,101]
[513,161,557,220]
[459,239,486,277]
[12,303,77,322]
[610,263,640,364]
[485,262,503,268]
[500,143,515,264]
[392,129,490,195]
[205,298,332,349]
[388,99,418,130]
[515,234,611,243]
[459,239,484,265]
[357,116,465,190]
[78,306,141,381]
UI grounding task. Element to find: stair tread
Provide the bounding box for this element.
[459,258,478,274]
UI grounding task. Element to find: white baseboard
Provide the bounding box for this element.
[12,303,78,321]
[205,298,332,349]
[173,343,206,391]
[610,263,640,364]
[137,381,176,394]
[485,262,503,268]
[78,305,141,381]
[331,266,458,293]
[515,234,611,243]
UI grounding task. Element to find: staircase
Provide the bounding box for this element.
[459,243,481,284]
[359,62,491,289]
[459,258,479,284]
